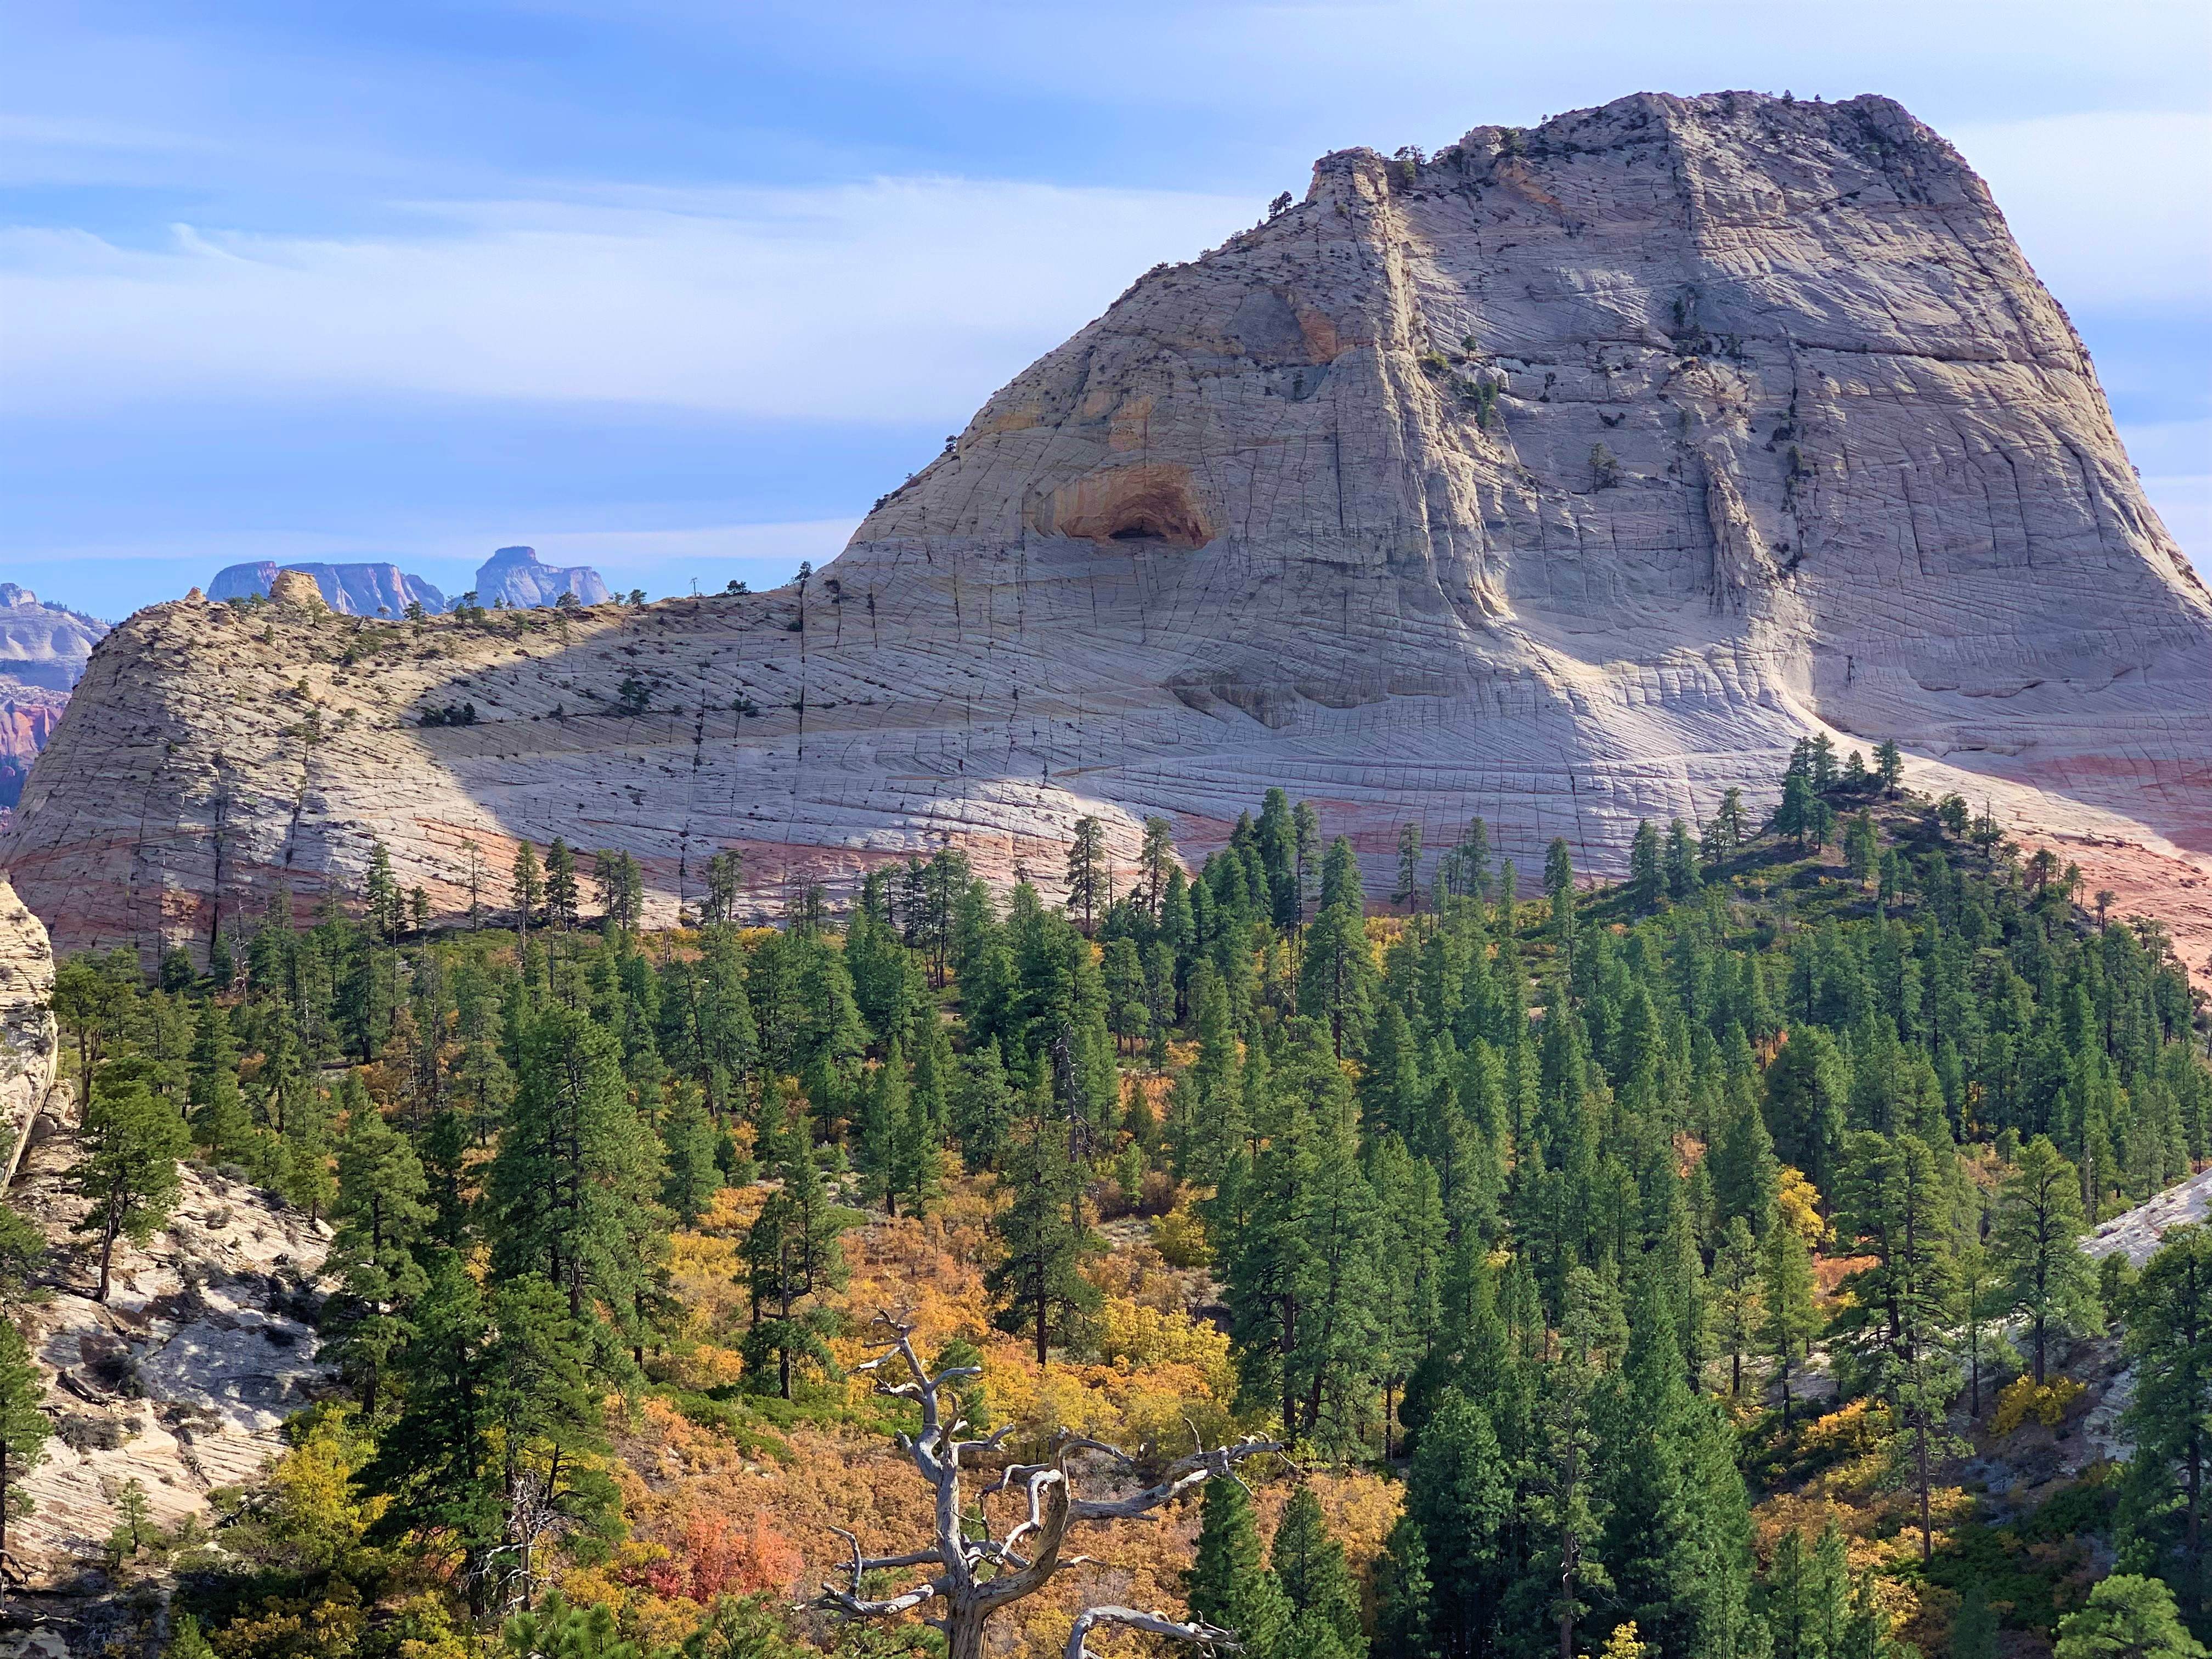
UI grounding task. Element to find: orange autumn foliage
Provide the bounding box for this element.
[631,1510,804,1604]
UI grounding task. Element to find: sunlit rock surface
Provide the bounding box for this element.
[4,91,2205,973]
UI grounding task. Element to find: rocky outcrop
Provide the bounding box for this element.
[0,871,328,1606]
[208,561,448,617]
[0,878,56,1193]
[475,546,611,610]
[5,92,2207,970]
[5,1133,331,1588]
[2086,1167,2212,1266]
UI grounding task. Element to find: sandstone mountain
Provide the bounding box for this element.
[0,589,108,821]
[5,91,2207,970]
[475,545,612,610]
[208,560,449,618]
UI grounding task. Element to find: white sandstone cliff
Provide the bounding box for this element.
[3,91,2205,972]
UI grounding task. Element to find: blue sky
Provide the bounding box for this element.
[4,1,2206,619]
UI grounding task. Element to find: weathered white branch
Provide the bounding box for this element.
[1066,1437,1287,1523]
[1065,1606,1239,1659]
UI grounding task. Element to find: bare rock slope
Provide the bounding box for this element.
[5,91,2207,960]
[0,872,327,1593]
[7,1140,331,1588]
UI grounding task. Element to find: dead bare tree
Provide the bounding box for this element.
[820,1313,1283,1659]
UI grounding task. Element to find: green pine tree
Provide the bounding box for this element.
[1991,1134,2097,1383]
[1271,1486,1365,1657]
[660,1079,723,1224]
[985,1112,1098,1367]
[1184,1474,1291,1657]
[2119,1226,2212,1630]
[74,1067,189,1302]
[2055,1576,2207,1659]
[741,1136,850,1398]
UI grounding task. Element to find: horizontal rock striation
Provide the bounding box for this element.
[5,91,2207,966]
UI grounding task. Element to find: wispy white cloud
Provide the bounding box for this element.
[0,179,1253,421]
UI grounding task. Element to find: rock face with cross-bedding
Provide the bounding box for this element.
[3,90,2207,970]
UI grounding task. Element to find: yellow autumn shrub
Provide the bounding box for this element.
[1993,1374,2086,1436]
[1152,1204,1210,1268]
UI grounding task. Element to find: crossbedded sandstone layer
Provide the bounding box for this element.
[6,91,2208,965]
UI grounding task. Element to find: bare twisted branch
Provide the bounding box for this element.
[1065,1606,1240,1659]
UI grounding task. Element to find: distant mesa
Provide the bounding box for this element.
[0,585,109,816]
[204,550,611,615]
[208,560,449,617]
[475,546,611,610]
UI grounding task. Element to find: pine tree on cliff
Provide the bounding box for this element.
[544,838,579,930]
[1064,815,1108,935]
[73,1067,188,1302]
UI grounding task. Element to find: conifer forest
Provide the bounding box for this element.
[23,735,2212,1659]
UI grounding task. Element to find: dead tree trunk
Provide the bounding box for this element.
[820,1312,1279,1659]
